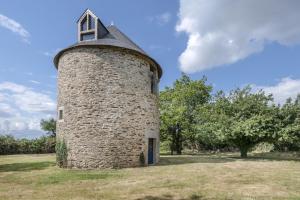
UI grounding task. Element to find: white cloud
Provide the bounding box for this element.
[148,12,172,26]
[29,80,40,84]
[0,82,27,93]
[13,90,55,113]
[176,0,300,73]
[0,82,56,137]
[0,103,16,118]
[0,14,30,43]
[0,82,55,114]
[253,77,300,105]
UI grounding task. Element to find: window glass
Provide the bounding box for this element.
[89,15,95,30]
[150,72,157,94]
[81,16,87,31]
[59,109,63,120]
[81,33,95,41]
[150,67,157,94]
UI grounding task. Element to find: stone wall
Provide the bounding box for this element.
[56,46,160,168]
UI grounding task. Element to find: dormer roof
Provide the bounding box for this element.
[54,10,162,78]
[77,9,97,23]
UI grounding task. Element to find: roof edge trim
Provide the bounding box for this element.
[53,44,163,79]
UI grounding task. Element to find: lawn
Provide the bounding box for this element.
[0,153,300,200]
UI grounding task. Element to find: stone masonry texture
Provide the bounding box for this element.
[56,46,160,168]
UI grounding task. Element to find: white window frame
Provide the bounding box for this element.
[77,10,98,42]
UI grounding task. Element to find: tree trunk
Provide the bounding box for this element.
[240,147,248,158]
[176,146,182,155]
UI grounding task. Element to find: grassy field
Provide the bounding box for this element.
[0,152,300,200]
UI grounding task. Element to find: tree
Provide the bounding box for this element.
[197,86,280,158]
[40,118,56,137]
[160,74,212,154]
[194,91,231,151]
[276,94,300,150]
[201,86,280,158]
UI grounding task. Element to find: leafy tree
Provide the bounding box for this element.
[276,95,300,150]
[194,92,231,151]
[40,118,56,137]
[218,86,280,157]
[160,74,212,154]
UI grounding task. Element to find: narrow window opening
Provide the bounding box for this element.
[58,108,64,121]
[150,66,157,95]
[151,73,155,94]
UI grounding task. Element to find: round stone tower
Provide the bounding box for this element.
[54,9,162,169]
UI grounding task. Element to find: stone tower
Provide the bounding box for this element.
[54,9,162,169]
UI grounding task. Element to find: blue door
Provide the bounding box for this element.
[148,138,154,164]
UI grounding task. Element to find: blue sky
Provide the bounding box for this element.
[0,0,300,138]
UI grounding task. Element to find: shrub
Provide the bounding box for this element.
[0,135,55,155]
[251,142,274,153]
[56,139,68,168]
[139,152,145,166]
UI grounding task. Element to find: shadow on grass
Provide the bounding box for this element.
[159,152,300,166]
[229,152,300,162]
[38,170,122,185]
[136,194,204,200]
[158,154,236,166]
[0,161,55,172]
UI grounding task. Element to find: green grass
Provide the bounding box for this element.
[0,152,300,200]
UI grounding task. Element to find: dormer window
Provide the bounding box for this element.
[77,9,109,42]
[79,13,96,41]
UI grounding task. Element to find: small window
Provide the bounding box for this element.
[59,110,63,120]
[150,66,157,95]
[58,107,64,122]
[151,73,155,94]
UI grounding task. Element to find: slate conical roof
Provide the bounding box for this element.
[54,25,162,78]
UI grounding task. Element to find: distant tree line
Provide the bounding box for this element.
[160,74,300,157]
[0,118,56,155]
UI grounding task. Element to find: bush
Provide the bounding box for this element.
[251,142,274,153]
[0,135,55,155]
[56,139,68,168]
[139,152,145,166]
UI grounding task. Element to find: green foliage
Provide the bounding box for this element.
[252,142,274,153]
[160,75,300,157]
[201,86,280,157]
[160,74,212,154]
[40,118,56,137]
[56,139,68,168]
[0,135,55,155]
[139,152,145,166]
[275,95,300,151]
